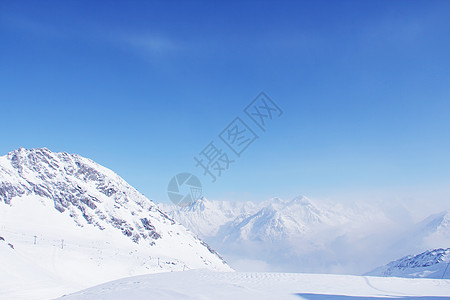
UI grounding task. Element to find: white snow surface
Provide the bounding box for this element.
[57,270,450,300]
[0,148,230,300]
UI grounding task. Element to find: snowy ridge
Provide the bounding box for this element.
[420,211,450,243]
[217,196,347,243]
[159,196,349,242]
[0,147,163,244]
[159,197,260,237]
[0,148,231,300]
[366,248,450,279]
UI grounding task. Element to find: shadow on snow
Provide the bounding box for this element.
[297,294,450,300]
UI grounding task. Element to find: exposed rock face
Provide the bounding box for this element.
[0,147,228,272]
[366,248,450,279]
[0,148,165,243]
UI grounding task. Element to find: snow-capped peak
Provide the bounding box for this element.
[0,147,231,296]
[1,147,159,243]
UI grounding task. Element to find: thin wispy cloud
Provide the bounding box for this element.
[127,35,180,53]
[114,33,185,59]
[0,14,59,38]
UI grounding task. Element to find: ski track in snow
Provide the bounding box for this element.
[56,270,450,300]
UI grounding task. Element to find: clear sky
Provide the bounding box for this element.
[1,0,449,208]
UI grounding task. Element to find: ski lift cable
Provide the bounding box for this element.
[442,261,450,279]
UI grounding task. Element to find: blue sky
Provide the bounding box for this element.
[1,0,450,207]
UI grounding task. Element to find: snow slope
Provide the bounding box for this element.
[0,233,72,300]
[366,248,450,279]
[57,270,450,300]
[0,148,230,300]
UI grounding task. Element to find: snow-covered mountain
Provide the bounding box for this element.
[160,196,351,242]
[378,210,450,266]
[0,147,231,300]
[159,197,398,273]
[418,211,450,247]
[366,248,450,279]
[215,196,350,243]
[159,197,450,275]
[158,197,259,237]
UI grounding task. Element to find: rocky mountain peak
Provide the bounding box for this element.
[0,148,230,273]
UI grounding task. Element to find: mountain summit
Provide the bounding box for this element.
[0,147,231,299]
[1,147,161,243]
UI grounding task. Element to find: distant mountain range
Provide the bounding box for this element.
[160,197,450,275]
